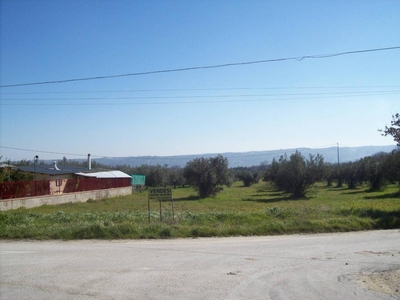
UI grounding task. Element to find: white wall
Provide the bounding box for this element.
[0,187,132,211]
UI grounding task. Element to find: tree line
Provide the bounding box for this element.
[96,113,400,198]
[111,149,400,198]
[1,114,399,198]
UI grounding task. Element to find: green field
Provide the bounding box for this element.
[1,181,399,239]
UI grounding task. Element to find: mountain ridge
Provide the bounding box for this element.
[93,145,397,168]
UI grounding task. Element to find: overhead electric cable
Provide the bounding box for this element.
[1,46,399,88]
[2,90,399,101]
[1,85,400,95]
[2,91,399,106]
[0,146,100,158]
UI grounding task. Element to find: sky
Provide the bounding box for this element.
[0,0,399,162]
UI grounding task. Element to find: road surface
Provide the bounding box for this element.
[1,230,399,299]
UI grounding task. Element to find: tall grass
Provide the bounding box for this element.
[0,181,399,239]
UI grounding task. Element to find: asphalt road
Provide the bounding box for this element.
[1,230,399,300]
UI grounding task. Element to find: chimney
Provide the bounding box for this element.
[87,154,91,170]
[53,161,60,171]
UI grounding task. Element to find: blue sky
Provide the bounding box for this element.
[0,0,399,161]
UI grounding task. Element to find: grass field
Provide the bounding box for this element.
[1,181,399,239]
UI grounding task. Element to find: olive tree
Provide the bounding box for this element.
[167,166,186,188]
[379,113,400,147]
[0,157,34,182]
[237,171,259,187]
[183,155,231,198]
[264,151,325,198]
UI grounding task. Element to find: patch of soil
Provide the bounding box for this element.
[357,269,400,296]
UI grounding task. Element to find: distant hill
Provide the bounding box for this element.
[93,145,397,168]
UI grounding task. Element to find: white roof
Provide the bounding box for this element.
[75,171,131,179]
[0,164,15,168]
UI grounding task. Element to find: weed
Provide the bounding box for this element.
[0,182,399,239]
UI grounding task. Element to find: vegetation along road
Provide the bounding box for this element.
[1,180,399,239]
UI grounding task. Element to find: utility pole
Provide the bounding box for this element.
[34,155,39,196]
[34,155,39,179]
[337,143,340,165]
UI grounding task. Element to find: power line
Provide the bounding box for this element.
[2,90,399,101]
[1,85,400,95]
[1,46,399,88]
[2,91,398,106]
[0,146,99,158]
